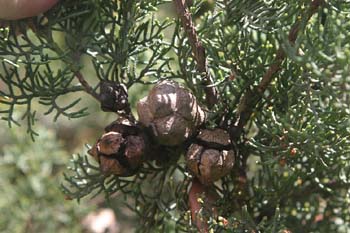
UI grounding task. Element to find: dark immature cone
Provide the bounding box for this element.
[136,80,206,146]
[88,118,145,176]
[99,81,130,114]
[186,128,235,185]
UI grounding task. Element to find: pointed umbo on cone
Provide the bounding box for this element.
[136,80,206,146]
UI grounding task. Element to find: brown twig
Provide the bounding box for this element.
[188,178,218,233]
[74,71,101,102]
[70,51,101,102]
[232,0,324,139]
[173,0,218,108]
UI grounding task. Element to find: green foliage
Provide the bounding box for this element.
[62,153,192,232]
[2,0,350,232]
[0,0,173,138]
[0,127,91,233]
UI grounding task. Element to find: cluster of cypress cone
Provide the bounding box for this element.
[88,80,236,185]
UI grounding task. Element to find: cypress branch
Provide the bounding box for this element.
[173,0,218,108]
[233,0,325,139]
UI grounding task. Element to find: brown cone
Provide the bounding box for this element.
[88,118,146,176]
[186,129,235,185]
[136,80,206,146]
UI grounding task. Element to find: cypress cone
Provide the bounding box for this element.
[136,80,206,146]
[186,128,235,185]
[88,118,145,176]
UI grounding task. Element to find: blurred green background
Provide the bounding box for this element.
[0,33,147,233]
[0,98,138,233]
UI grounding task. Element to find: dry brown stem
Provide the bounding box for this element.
[233,0,324,138]
[173,0,218,108]
[74,71,101,102]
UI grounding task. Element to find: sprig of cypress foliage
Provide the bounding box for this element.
[2,0,350,232]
